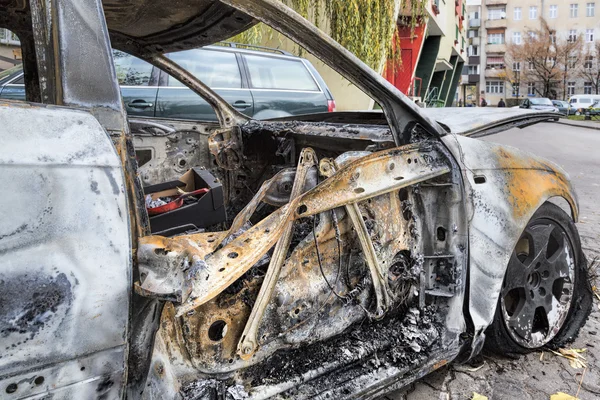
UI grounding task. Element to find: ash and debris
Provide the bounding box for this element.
[239,305,442,389]
[178,305,442,399]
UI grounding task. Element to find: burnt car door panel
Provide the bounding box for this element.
[0,103,131,399]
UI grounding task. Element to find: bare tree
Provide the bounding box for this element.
[497,53,523,104]
[504,19,583,99]
[557,30,583,100]
[578,41,600,95]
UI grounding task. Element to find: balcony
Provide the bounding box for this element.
[486,0,508,5]
[468,74,481,83]
[485,18,507,29]
[485,68,505,78]
[470,37,480,46]
[486,43,506,53]
[469,56,481,65]
[469,18,481,28]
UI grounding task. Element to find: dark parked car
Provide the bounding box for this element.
[551,100,569,115]
[0,44,335,121]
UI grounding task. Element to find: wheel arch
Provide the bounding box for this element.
[442,135,580,354]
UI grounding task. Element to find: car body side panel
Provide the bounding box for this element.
[0,103,131,398]
[121,86,159,117]
[155,86,254,121]
[0,82,26,101]
[442,135,578,337]
[249,89,328,119]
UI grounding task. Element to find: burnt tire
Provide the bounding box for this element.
[485,202,593,355]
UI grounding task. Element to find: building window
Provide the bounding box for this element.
[568,56,577,68]
[549,32,557,44]
[512,84,520,97]
[489,7,506,20]
[488,33,505,44]
[584,82,593,94]
[586,29,594,42]
[549,5,558,18]
[568,30,578,42]
[567,82,576,95]
[528,82,536,95]
[468,65,480,74]
[513,32,522,44]
[513,62,521,71]
[528,31,538,40]
[570,3,579,17]
[528,61,534,70]
[514,7,522,20]
[486,81,504,94]
[587,2,595,16]
[584,56,593,69]
[529,6,538,19]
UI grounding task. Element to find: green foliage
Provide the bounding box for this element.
[229,0,428,69]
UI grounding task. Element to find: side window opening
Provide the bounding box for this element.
[167,49,242,89]
[113,50,153,86]
[244,54,319,91]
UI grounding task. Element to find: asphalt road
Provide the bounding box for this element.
[383,122,600,400]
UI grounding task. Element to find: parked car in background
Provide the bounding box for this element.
[519,97,560,120]
[551,100,569,116]
[569,94,600,115]
[0,43,335,121]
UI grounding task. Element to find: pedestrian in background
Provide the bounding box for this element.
[498,99,506,107]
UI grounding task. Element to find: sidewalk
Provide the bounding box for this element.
[556,118,600,131]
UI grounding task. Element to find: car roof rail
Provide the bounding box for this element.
[213,41,294,56]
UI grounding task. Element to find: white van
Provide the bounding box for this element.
[568,94,600,115]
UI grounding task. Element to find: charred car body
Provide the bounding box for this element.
[0,1,592,399]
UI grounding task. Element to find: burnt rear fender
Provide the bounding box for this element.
[442,135,579,340]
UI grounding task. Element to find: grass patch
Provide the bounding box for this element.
[567,115,600,122]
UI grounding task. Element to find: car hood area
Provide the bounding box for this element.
[420,108,558,137]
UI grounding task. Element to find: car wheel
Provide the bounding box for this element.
[485,203,592,354]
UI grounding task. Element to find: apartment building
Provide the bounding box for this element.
[469,0,599,106]
[460,1,483,106]
[384,0,468,107]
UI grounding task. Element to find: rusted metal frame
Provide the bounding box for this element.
[217,167,295,247]
[218,0,446,144]
[147,54,247,129]
[237,148,317,359]
[174,144,451,316]
[319,158,390,318]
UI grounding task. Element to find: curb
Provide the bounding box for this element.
[556,119,600,131]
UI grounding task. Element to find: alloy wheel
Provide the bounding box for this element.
[501,220,575,348]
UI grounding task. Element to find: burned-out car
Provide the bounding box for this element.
[0,0,593,399]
